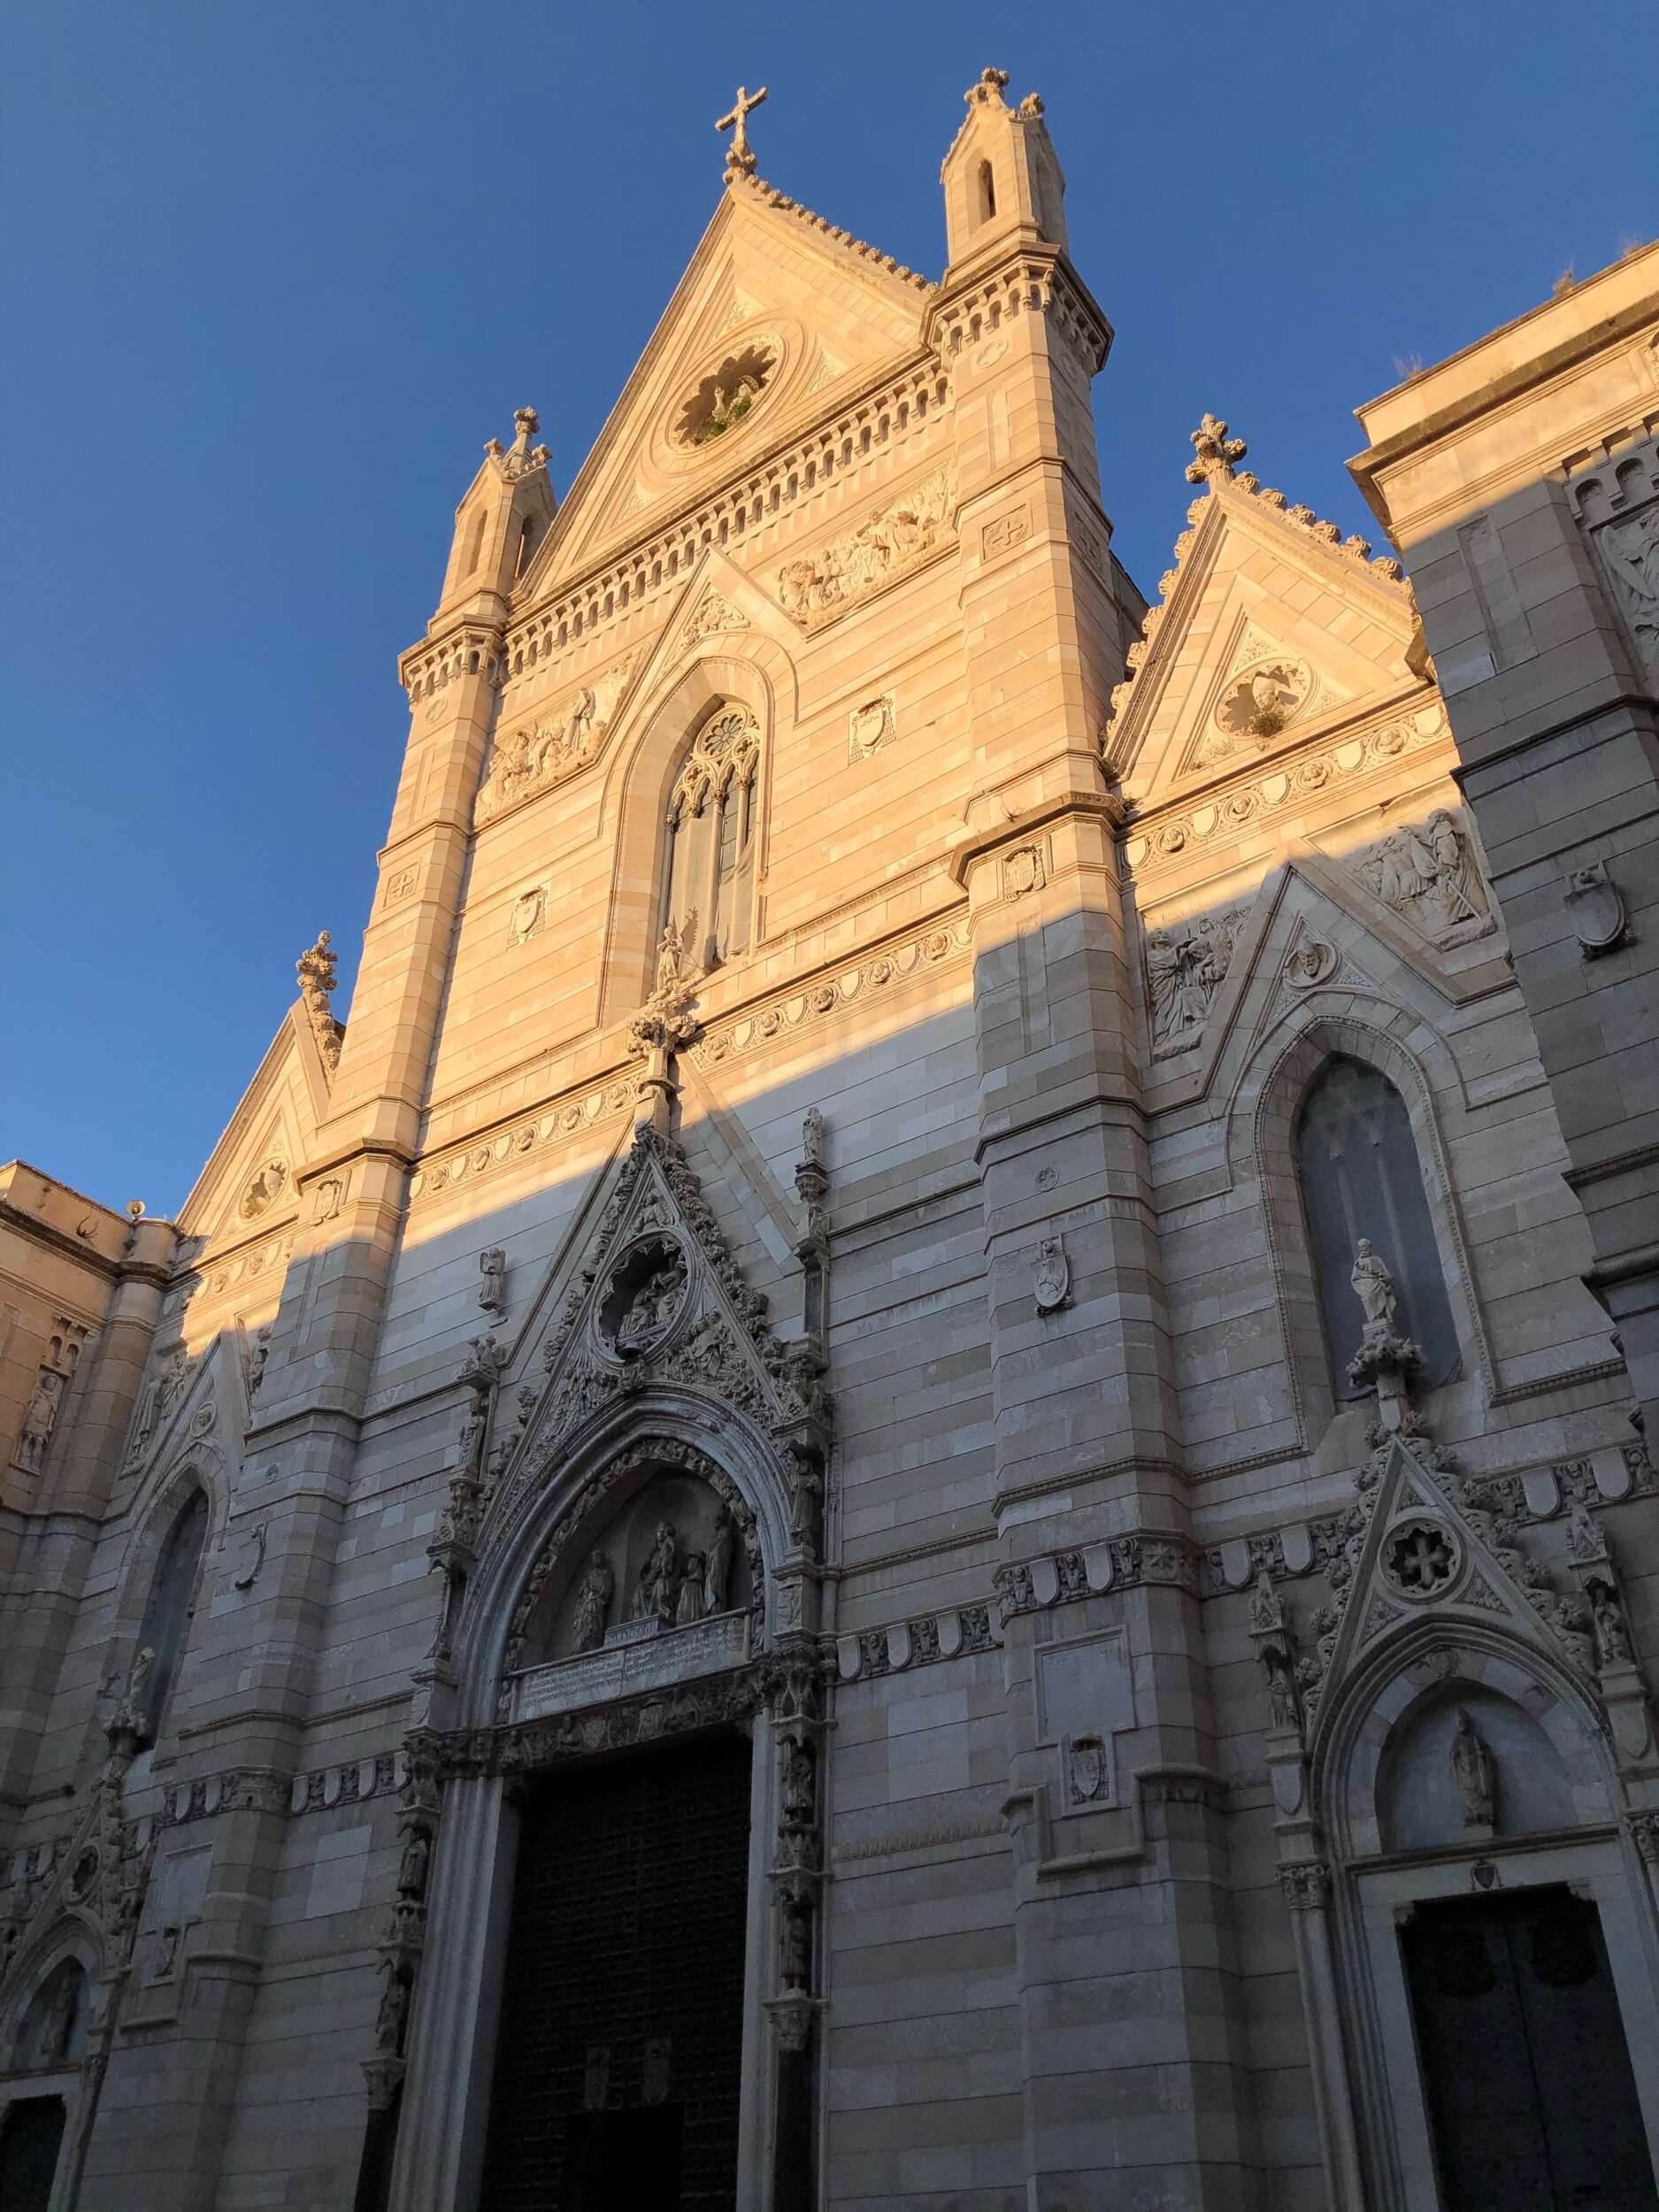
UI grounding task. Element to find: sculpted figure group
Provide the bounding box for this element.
[570,1506,737,1651]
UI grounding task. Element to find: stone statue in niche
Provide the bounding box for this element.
[1450,1709,1497,1828]
[478,1248,507,1317]
[571,1550,614,1652]
[1591,1581,1634,1666]
[1361,811,1490,941]
[1263,1646,1299,1732]
[630,1520,682,1624]
[244,1325,271,1402]
[375,1965,411,2055]
[1350,1238,1397,1343]
[396,1830,431,1901]
[29,1970,80,2068]
[612,1248,687,1357]
[703,1506,735,1614]
[13,1367,65,1474]
[675,1560,706,1625]
[781,1741,816,1826]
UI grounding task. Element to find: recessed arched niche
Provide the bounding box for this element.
[503,1452,761,1725]
[1376,1683,1575,1853]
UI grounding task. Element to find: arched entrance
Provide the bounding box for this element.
[1325,1634,1659,2210]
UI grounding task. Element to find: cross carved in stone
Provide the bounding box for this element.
[1386,1524,1454,1594]
[717,84,768,175]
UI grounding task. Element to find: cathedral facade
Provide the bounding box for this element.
[3,69,1659,2212]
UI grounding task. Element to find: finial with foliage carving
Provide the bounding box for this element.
[1186,413,1248,488]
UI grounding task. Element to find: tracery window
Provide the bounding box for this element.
[662,704,759,974]
[1294,1056,1458,1397]
[133,1487,209,1743]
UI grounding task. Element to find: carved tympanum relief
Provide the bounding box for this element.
[778,463,956,631]
[1144,905,1250,1054]
[1357,809,1492,944]
[475,655,639,826]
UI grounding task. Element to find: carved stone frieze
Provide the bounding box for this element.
[778,463,956,631]
[475,654,639,826]
[1144,905,1250,1054]
[1356,809,1494,945]
[1124,705,1448,877]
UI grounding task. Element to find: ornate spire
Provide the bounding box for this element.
[1186,412,1248,487]
[966,65,1010,105]
[717,83,767,178]
[500,405,549,480]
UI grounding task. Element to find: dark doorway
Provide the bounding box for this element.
[0,2094,67,2212]
[481,1730,752,2212]
[1400,1885,1658,2211]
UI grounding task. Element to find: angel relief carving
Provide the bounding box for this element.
[778,464,956,632]
[475,656,638,826]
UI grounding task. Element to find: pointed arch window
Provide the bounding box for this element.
[662,704,760,974]
[134,1487,209,1743]
[1294,1056,1458,1397]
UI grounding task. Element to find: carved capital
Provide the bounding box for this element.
[1278,1858,1333,1914]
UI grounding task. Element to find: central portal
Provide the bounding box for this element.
[481,1729,753,2212]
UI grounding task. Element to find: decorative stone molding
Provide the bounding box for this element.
[414,1665,763,1780]
[926,252,1110,382]
[399,622,505,704]
[495,360,951,687]
[994,1534,1202,1624]
[1122,703,1449,877]
[848,692,895,760]
[695,915,971,1069]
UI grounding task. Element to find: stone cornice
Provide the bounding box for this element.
[925,243,1111,379]
[494,356,954,687]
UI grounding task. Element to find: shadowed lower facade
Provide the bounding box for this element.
[2,66,1659,2212]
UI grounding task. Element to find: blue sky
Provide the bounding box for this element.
[4,0,1654,1215]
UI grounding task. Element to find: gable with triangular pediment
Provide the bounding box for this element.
[525,178,932,588]
[176,1006,330,1252]
[1110,476,1425,805]
[481,1125,824,1557]
[1304,1428,1592,1747]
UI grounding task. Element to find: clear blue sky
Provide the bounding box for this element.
[4,0,1654,1215]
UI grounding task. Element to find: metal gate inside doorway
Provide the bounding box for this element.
[480,1729,753,2212]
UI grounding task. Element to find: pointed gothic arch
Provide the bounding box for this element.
[1233,1007,1493,1448]
[389,1127,829,2212]
[595,623,794,1029]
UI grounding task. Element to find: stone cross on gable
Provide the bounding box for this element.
[717,84,767,176]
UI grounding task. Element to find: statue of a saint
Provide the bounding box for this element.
[375,1969,411,2055]
[614,1253,686,1356]
[1350,1239,1398,1340]
[396,1831,431,1901]
[31,1969,81,2067]
[1592,1582,1633,1667]
[571,1549,614,1652]
[630,1521,680,1624]
[703,1507,735,1615]
[675,1557,705,1626]
[1449,1708,1496,1828]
